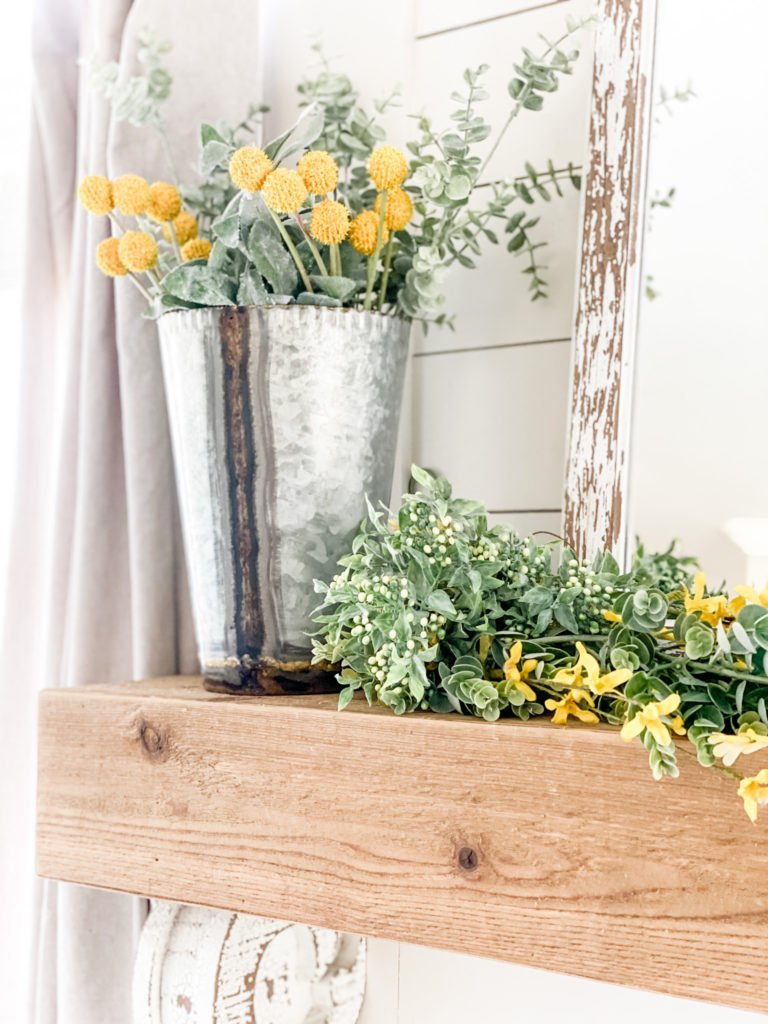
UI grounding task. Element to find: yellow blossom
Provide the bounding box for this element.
[78,175,113,215]
[545,688,598,725]
[181,238,212,262]
[368,145,408,190]
[112,174,151,216]
[163,211,198,246]
[709,728,768,767]
[502,641,537,702]
[738,769,768,822]
[298,150,339,194]
[683,572,730,627]
[375,186,413,231]
[310,199,350,245]
[229,146,273,192]
[147,181,182,222]
[729,583,768,616]
[262,168,308,214]
[95,237,127,277]
[603,609,622,624]
[348,210,389,256]
[620,693,681,747]
[117,230,158,272]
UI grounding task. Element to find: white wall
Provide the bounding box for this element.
[261,0,768,1020]
[629,0,768,587]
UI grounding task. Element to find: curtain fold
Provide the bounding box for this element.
[1,0,262,1020]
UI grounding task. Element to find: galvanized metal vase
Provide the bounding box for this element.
[158,305,410,695]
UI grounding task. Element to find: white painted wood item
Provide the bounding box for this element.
[563,0,658,563]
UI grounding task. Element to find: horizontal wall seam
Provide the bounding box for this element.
[415,0,569,41]
[414,337,570,358]
[488,508,562,514]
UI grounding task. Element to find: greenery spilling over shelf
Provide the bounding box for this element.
[313,468,768,821]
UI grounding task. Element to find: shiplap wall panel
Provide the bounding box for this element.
[410,340,570,511]
[488,510,562,535]
[413,190,580,355]
[416,0,569,38]
[413,0,594,187]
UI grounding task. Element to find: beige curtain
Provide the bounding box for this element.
[0,0,262,1020]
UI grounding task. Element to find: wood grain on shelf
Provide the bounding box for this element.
[37,676,768,1015]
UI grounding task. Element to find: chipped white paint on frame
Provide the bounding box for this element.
[562,0,657,563]
[132,903,366,1024]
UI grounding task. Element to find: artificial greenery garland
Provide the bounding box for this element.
[312,468,768,822]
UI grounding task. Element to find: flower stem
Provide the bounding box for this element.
[127,272,155,303]
[330,243,341,277]
[294,212,329,276]
[377,235,395,311]
[168,221,183,264]
[364,191,387,311]
[269,209,313,293]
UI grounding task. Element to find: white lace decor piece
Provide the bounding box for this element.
[132,904,366,1024]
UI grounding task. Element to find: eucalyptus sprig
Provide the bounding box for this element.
[312,467,768,823]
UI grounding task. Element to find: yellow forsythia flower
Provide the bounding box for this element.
[739,769,768,822]
[229,146,273,192]
[620,693,682,747]
[147,181,182,222]
[261,169,308,214]
[709,728,768,767]
[375,186,413,231]
[118,230,158,272]
[545,688,598,725]
[78,175,113,215]
[368,145,408,190]
[502,641,537,702]
[95,237,127,277]
[348,210,389,256]
[298,150,339,195]
[683,572,730,627]
[310,199,350,245]
[181,238,212,261]
[163,210,198,246]
[112,174,151,216]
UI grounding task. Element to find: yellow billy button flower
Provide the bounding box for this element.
[78,175,113,215]
[117,230,158,272]
[229,146,273,193]
[163,210,198,246]
[620,693,682,747]
[181,238,213,261]
[261,168,308,214]
[298,150,339,195]
[738,769,768,823]
[368,145,408,190]
[95,237,127,277]
[502,641,537,702]
[709,728,768,767]
[147,181,182,222]
[683,571,731,627]
[112,174,151,216]
[309,199,350,245]
[375,186,413,231]
[348,209,389,256]
[545,688,598,725]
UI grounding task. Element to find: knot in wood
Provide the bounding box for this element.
[135,715,170,762]
[457,846,479,872]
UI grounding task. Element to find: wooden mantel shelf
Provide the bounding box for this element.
[38,677,768,1015]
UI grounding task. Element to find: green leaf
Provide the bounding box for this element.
[445,173,472,201]
[201,139,232,176]
[427,590,457,617]
[237,270,268,306]
[264,103,324,162]
[296,292,342,306]
[247,221,298,295]
[311,275,360,302]
[201,123,226,146]
[161,263,236,306]
[338,685,355,710]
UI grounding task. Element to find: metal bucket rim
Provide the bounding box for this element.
[158,304,411,326]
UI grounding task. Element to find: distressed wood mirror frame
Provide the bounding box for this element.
[563,0,658,565]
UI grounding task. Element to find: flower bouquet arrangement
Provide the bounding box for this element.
[77,18,593,324]
[312,468,768,822]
